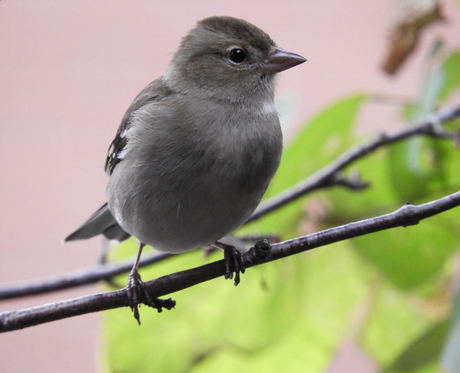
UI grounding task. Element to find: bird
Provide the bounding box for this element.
[65,15,306,322]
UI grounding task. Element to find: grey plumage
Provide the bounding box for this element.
[65,16,305,319]
[66,16,305,253]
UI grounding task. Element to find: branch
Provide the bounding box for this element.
[2,190,460,333]
[1,105,459,301]
[0,250,173,300]
[249,106,460,222]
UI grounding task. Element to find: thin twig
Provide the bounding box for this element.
[2,190,460,332]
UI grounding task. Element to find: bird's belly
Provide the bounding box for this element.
[107,156,273,253]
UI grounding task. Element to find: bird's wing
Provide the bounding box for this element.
[105,77,174,175]
[66,78,174,243]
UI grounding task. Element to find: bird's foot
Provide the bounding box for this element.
[218,243,245,286]
[249,238,272,259]
[126,270,175,325]
[213,238,272,286]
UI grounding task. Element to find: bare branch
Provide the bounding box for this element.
[0,251,173,300]
[2,190,460,333]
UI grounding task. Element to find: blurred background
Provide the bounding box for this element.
[1,1,460,372]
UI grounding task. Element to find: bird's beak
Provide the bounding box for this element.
[260,47,306,75]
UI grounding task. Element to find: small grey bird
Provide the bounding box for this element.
[66,16,306,320]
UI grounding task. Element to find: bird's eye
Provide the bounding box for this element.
[229,48,246,63]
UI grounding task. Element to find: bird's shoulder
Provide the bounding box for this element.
[105,77,174,175]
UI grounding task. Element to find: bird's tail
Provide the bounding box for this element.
[65,203,131,242]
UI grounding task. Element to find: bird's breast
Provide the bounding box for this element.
[107,98,282,252]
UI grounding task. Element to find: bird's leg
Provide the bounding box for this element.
[126,242,149,324]
[213,241,246,286]
[126,242,176,324]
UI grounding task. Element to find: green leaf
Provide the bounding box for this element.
[325,146,398,222]
[388,115,460,203]
[352,218,459,289]
[408,40,445,122]
[388,47,460,200]
[387,137,444,202]
[361,283,431,365]
[403,45,460,123]
[384,321,449,372]
[438,51,460,104]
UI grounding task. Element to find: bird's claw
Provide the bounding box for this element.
[126,270,148,324]
[223,245,246,286]
[126,270,176,325]
[250,238,272,259]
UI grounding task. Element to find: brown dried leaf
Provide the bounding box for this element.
[382,0,445,75]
